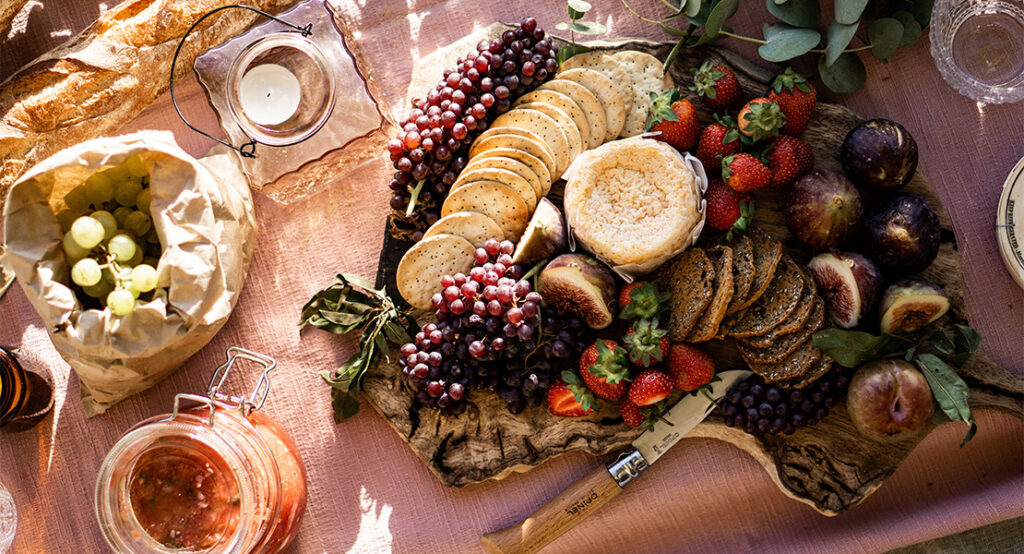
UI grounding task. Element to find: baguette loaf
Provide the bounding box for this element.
[0,0,28,34]
[0,0,300,212]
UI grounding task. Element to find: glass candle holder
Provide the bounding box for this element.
[930,0,1024,104]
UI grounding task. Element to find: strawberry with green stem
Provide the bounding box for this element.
[722,153,771,192]
[624,319,670,368]
[620,397,668,430]
[619,281,670,321]
[696,115,741,172]
[768,68,817,136]
[767,135,814,188]
[737,98,786,143]
[690,60,743,110]
[705,177,754,241]
[548,372,597,417]
[645,89,701,152]
[579,339,632,400]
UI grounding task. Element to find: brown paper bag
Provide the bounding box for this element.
[2,131,257,416]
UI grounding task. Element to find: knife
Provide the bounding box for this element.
[481,369,751,554]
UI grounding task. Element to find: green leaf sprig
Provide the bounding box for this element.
[299,274,418,423]
[620,0,933,93]
[812,324,982,446]
[555,0,609,65]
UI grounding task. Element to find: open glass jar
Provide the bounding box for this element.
[95,348,307,553]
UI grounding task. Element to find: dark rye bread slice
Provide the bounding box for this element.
[728,229,783,314]
[778,353,835,390]
[656,248,716,340]
[745,268,817,348]
[750,339,823,384]
[723,257,805,339]
[686,246,735,342]
[725,235,754,316]
[735,297,826,365]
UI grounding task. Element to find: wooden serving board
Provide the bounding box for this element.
[362,26,1023,515]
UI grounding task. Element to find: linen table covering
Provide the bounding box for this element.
[0,1,1021,552]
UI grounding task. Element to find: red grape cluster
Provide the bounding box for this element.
[718,368,852,435]
[399,239,591,415]
[387,17,559,239]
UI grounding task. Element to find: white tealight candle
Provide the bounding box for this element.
[238,63,302,126]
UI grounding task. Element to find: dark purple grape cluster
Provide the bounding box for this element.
[718,367,852,435]
[398,239,592,415]
[387,17,559,238]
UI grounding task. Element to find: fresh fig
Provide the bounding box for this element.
[841,119,919,191]
[511,198,567,265]
[807,251,882,329]
[785,169,863,251]
[847,358,933,442]
[862,193,941,275]
[538,254,618,329]
[879,279,950,334]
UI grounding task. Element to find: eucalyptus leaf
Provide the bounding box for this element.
[825,19,859,66]
[869,17,904,60]
[834,0,869,25]
[685,0,702,17]
[774,0,788,4]
[331,389,362,423]
[892,10,923,45]
[568,20,608,35]
[926,329,955,356]
[915,353,976,445]
[663,37,687,73]
[555,21,570,31]
[766,0,820,28]
[817,52,866,93]
[954,324,982,355]
[556,43,591,65]
[567,0,592,19]
[893,0,935,27]
[697,0,738,44]
[657,22,691,37]
[812,328,891,368]
[758,25,821,61]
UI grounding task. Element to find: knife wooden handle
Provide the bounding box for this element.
[481,464,622,554]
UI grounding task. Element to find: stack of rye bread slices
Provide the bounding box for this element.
[654,228,834,389]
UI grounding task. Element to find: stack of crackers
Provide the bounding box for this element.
[397,50,675,311]
[656,229,834,389]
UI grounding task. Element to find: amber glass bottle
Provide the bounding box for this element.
[0,347,53,431]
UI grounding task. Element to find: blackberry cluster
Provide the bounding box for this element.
[718,368,852,435]
[398,239,592,415]
[387,17,559,239]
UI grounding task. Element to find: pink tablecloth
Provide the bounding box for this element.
[1,1,1022,553]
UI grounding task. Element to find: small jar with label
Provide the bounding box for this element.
[0,346,54,432]
[95,348,307,553]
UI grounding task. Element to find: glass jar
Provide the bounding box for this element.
[95,348,307,553]
[0,346,54,432]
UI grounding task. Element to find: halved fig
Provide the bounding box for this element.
[807,251,882,329]
[879,279,950,334]
[538,254,618,329]
[512,198,567,265]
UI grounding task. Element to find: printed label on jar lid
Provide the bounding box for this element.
[996,156,1024,290]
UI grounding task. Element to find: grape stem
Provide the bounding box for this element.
[700,385,720,409]
[405,179,426,218]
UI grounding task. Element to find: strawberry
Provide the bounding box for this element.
[737,98,786,143]
[705,177,754,239]
[628,369,674,406]
[548,372,597,417]
[767,135,814,188]
[768,67,817,136]
[618,281,670,321]
[696,119,740,171]
[665,343,716,391]
[689,61,743,110]
[645,89,701,152]
[722,153,771,192]
[624,319,670,368]
[578,340,631,400]
[619,397,667,431]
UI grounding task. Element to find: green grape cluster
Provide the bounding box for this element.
[57,155,164,316]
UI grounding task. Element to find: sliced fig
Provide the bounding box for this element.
[863,193,940,275]
[879,279,950,334]
[512,198,567,265]
[538,254,618,329]
[807,251,882,329]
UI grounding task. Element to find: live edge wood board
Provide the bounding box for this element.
[363,25,1023,516]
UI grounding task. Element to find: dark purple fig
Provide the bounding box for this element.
[538,253,618,329]
[847,358,933,443]
[879,279,950,334]
[863,193,940,275]
[512,198,567,265]
[841,119,919,191]
[785,169,863,252]
[807,251,883,329]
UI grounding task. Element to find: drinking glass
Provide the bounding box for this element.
[930,0,1024,103]
[0,481,15,553]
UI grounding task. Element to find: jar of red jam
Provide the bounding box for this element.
[95,348,307,553]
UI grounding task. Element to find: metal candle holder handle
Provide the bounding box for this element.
[169,4,313,158]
